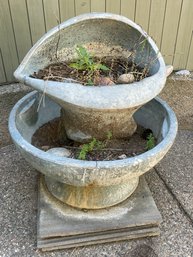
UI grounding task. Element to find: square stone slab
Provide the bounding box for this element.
[37,176,162,251]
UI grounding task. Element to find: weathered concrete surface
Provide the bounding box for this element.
[156,130,193,220]
[0,83,31,147]
[160,76,193,130]
[0,145,193,257]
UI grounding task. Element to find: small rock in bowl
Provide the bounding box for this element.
[47,147,71,157]
[117,73,135,84]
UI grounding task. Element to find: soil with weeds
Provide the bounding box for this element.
[31,57,150,85]
[32,118,155,161]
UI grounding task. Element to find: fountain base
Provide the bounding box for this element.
[44,176,139,209]
[37,176,161,251]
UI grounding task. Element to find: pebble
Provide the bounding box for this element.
[117,73,135,84]
[118,154,127,159]
[41,145,50,151]
[175,69,190,76]
[46,147,71,157]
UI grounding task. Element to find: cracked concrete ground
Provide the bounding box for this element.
[0,77,193,257]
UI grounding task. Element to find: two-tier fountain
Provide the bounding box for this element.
[9,13,177,250]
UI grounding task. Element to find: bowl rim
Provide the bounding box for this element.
[9,91,178,170]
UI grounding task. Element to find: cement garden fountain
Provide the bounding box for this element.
[9,13,177,250]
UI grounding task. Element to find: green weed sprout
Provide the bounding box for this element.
[145,133,155,150]
[70,45,109,85]
[78,131,113,160]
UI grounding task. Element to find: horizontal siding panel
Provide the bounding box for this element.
[106,0,121,14]
[173,0,193,69]
[0,0,18,81]
[27,0,46,45]
[186,33,193,70]
[148,0,166,49]
[9,0,32,62]
[60,0,75,22]
[135,0,151,32]
[91,0,105,12]
[0,49,6,84]
[161,0,182,65]
[75,0,91,15]
[43,0,60,31]
[120,0,136,21]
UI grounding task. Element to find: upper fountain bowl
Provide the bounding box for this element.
[14,13,167,142]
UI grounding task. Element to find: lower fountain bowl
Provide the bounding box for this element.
[9,91,177,209]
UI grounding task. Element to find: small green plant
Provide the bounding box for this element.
[78,131,113,160]
[78,138,103,160]
[106,131,113,140]
[70,45,109,72]
[78,143,91,160]
[145,133,155,151]
[70,45,109,85]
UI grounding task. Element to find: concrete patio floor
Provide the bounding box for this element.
[0,76,193,257]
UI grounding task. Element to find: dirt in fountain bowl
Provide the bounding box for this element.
[32,118,155,161]
[31,45,151,86]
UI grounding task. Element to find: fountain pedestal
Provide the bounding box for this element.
[38,176,161,251]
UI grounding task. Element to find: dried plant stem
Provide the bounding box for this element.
[37,66,52,112]
[55,15,61,60]
[43,75,80,83]
[37,80,47,112]
[64,145,132,152]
